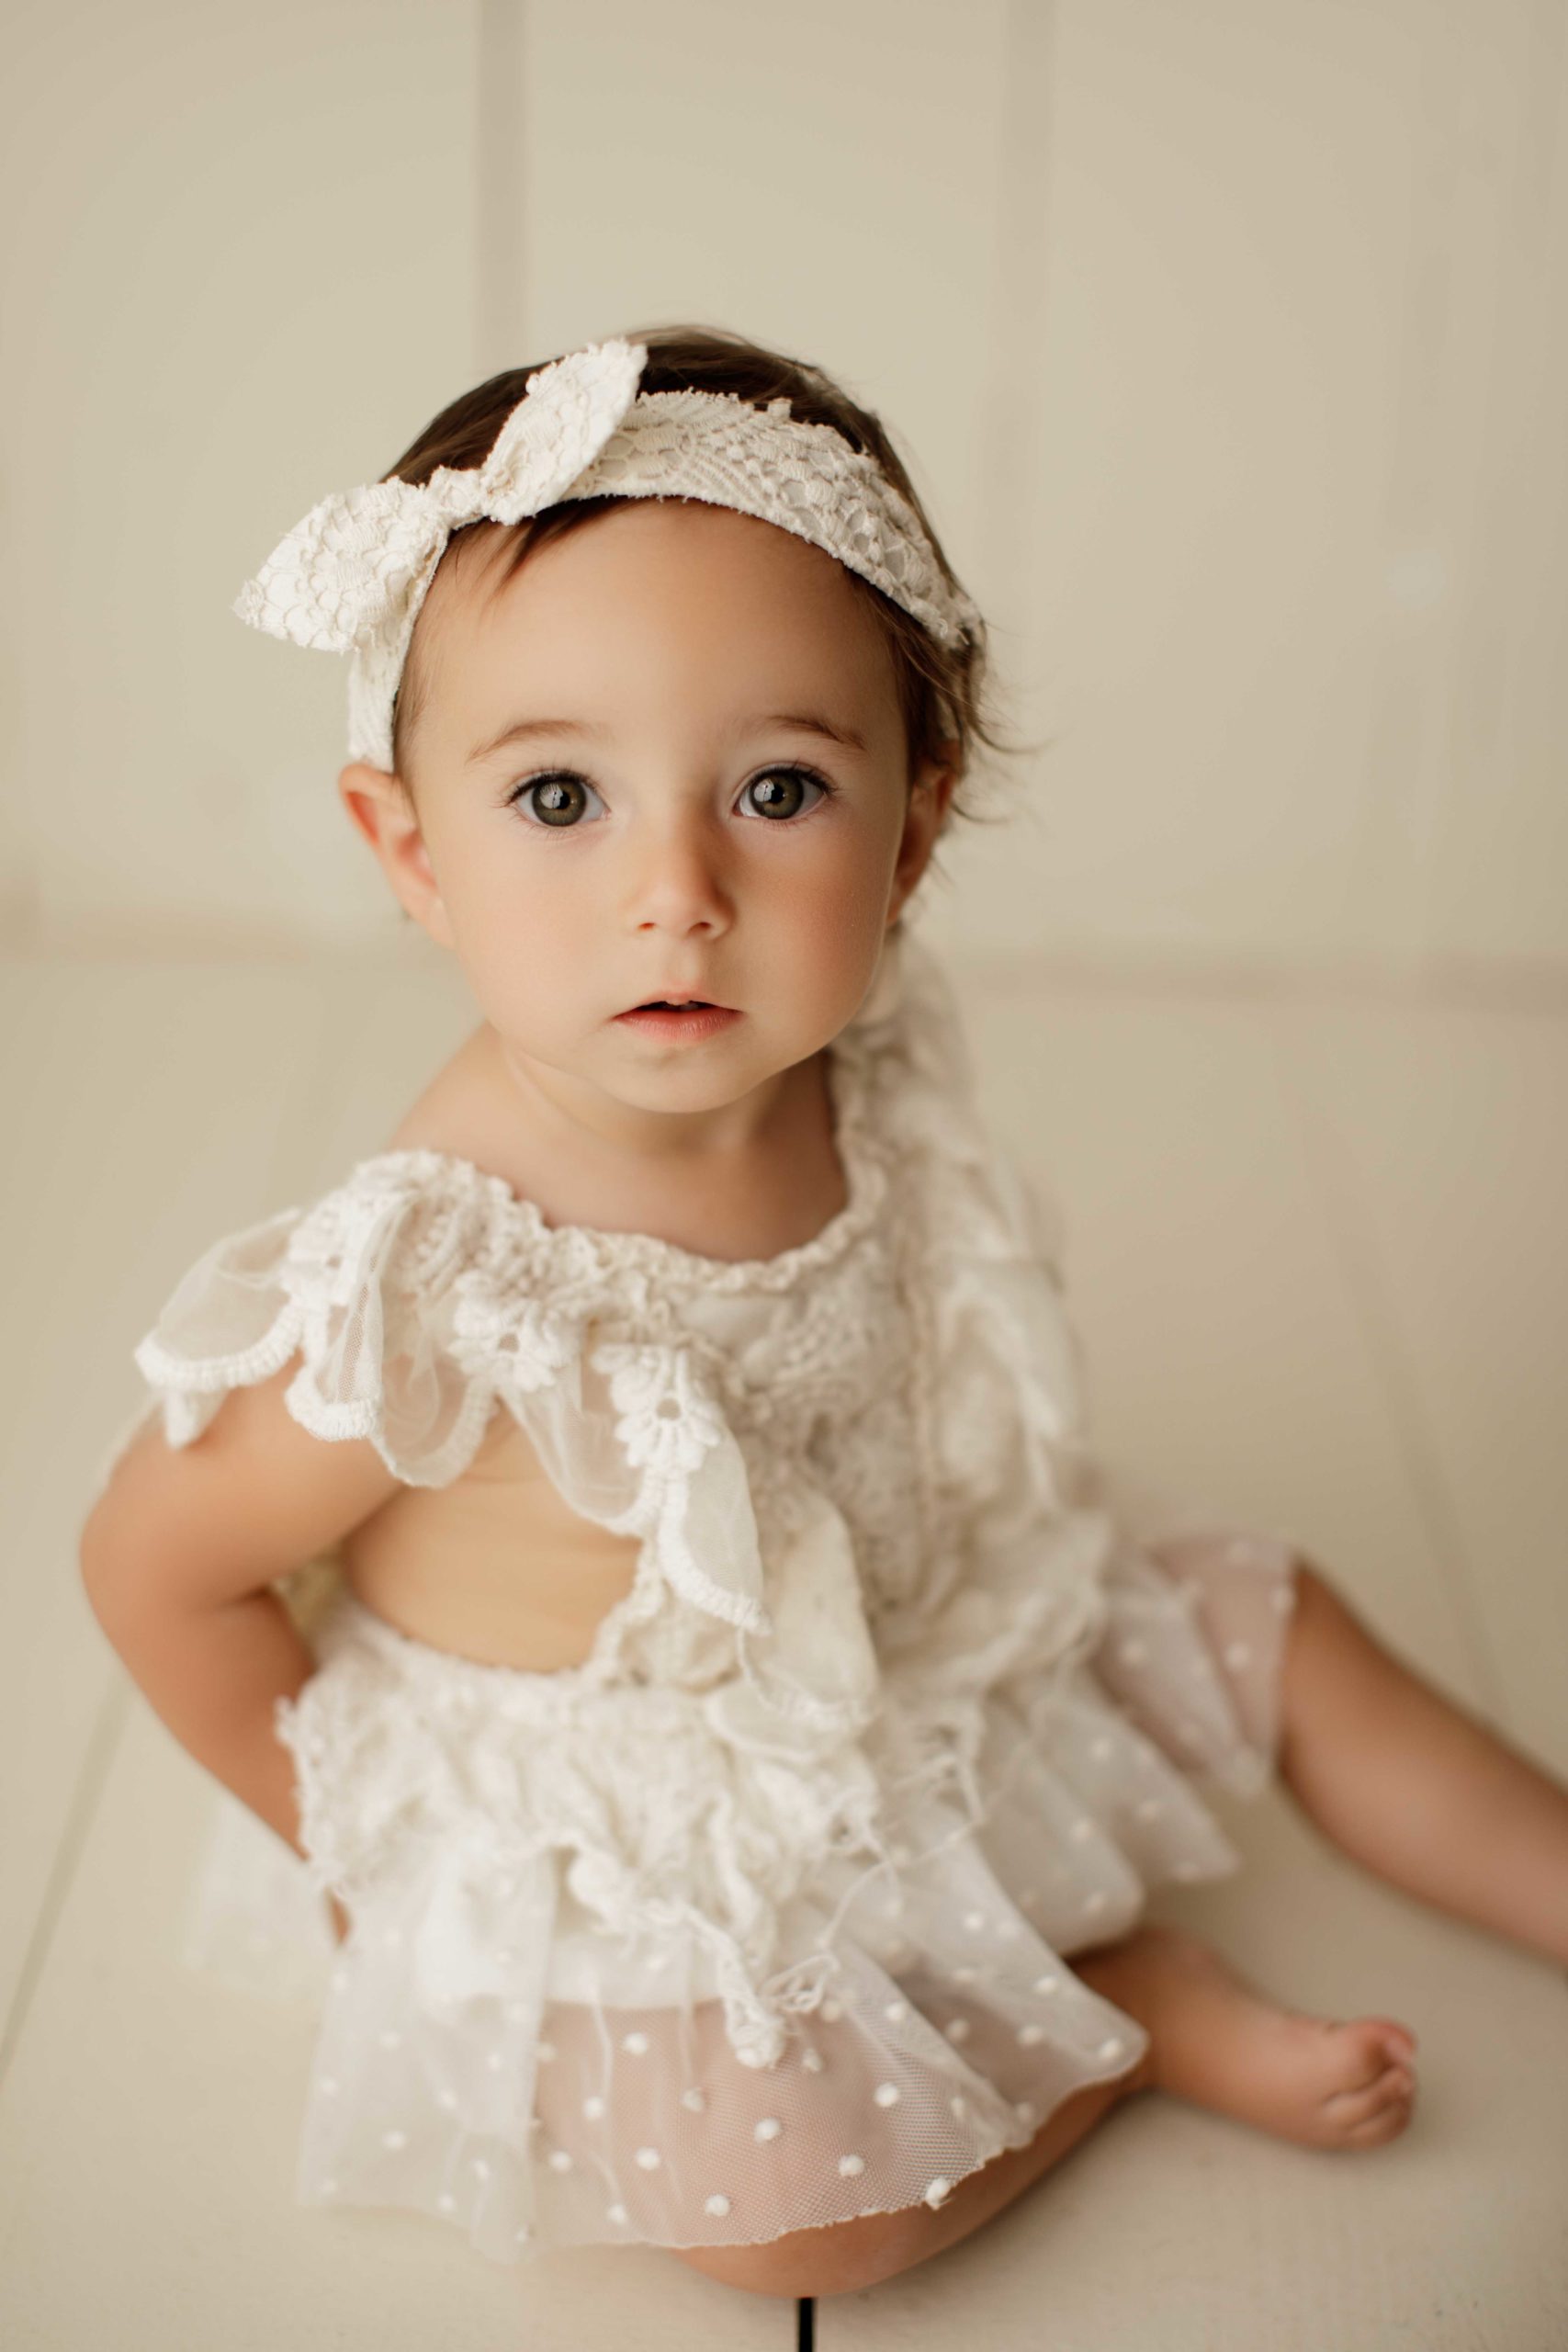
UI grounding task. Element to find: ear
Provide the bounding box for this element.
[337,762,455,949]
[886,740,961,925]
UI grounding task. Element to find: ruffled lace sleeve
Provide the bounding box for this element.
[93,1156,776,1649]
[126,1171,495,1483]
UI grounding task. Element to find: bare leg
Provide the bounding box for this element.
[1073,1921,1415,2150]
[1279,1561,1568,1965]
[674,1919,1416,2301]
[676,2055,1145,2301]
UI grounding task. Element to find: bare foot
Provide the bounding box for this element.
[1075,1921,1419,2151]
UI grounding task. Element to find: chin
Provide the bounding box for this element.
[611,1063,771,1114]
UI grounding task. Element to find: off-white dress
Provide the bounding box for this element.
[98,928,1301,2266]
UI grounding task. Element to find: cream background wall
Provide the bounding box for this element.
[3,0,1562,988]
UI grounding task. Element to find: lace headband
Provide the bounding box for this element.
[233,335,984,774]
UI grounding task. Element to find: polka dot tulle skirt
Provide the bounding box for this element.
[178,1525,1300,2266]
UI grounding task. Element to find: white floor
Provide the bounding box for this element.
[1,943,1564,2349]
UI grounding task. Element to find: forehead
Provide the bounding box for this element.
[418,499,899,720]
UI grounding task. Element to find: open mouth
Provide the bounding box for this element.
[616,998,739,1032]
[627,996,728,1012]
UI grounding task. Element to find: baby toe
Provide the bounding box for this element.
[1343,2096,1414,2149]
[1323,2067,1402,2127]
[1344,2018,1409,2087]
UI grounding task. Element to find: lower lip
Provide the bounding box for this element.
[615,1003,741,1043]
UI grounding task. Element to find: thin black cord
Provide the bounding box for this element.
[797,2292,816,2346]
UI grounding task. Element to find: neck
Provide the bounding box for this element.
[479,1028,829,1175]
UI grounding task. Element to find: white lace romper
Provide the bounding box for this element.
[94,930,1302,2265]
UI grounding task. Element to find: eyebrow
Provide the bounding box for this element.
[467,710,870,764]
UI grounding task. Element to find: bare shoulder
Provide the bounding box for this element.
[376,1022,588,1230]
[380,1023,496,1159]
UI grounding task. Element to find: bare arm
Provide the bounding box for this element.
[85,1574,315,1860]
[81,1356,405,1940]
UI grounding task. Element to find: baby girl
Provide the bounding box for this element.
[78,325,1568,2302]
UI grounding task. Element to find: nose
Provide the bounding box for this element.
[624,806,733,936]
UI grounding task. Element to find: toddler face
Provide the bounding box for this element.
[342,497,953,1150]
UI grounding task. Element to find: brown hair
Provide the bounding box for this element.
[380,322,1036,842]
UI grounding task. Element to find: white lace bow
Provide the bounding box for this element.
[233,336,982,770]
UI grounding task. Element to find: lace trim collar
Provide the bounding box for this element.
[342,1015,888,1297]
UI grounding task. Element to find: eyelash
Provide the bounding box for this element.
[502,763,839,831]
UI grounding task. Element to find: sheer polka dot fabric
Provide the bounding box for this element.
[124,929,1303,2265]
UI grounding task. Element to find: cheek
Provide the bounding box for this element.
[427,818,584,981]
[773,822,898,940]
[775,866,885,953]
[750,848,896,1013]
